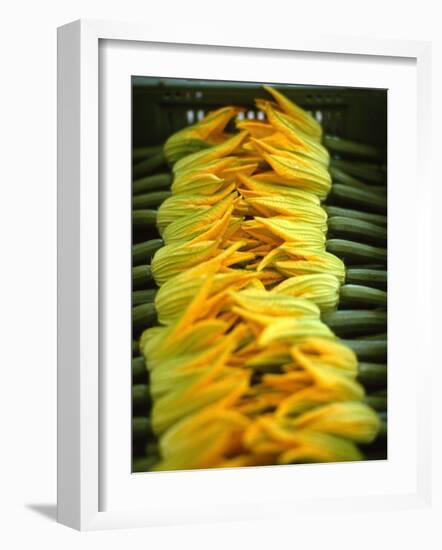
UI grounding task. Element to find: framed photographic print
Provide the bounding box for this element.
[57,19,432,530]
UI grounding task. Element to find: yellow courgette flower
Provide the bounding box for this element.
[173,131,249,175]
[290,337,358,377]
[263,85,322,141]
[152,362,250,434]
[254,97,278,113]
[244,196,327,230]
[232,197,253,217]
[245,394,378,458]
[247,133,328,169]
[171,156,257,196]
[258,317,335,347]
[216,454,278,468]
[236,120,274,138]
[230,288,320,319]
[151,240,220,285]
[154,276,218,325]
[233,388,289,417]
[243,244,275,259]
[259,245,345,283]
[148,302,251,433]
[237,173,320,205]
[278,430,363,464]
[155,270,259,325]
[164,106,244,164]
[240,221,282,247]
[146,264,245,357]
[220,216,248,243]
[149,331,236,397]
[262,104,329,164]
[187,205,240,246]
[278,432,363,463]
[241,345,293,371]
[172,175,227,198]
[251,217,326,248]
[249,269,284,287]
[271,273,341,313]
[291,401,380,444]
[227,154,264,168]
[242,417,362,462]
[142,317,229,370]
[162,194,235,245]
[156,407,250,471]
[171,168,230,196]
[275,366,364,418]
[157,183,235,233]
[261,370,312,393]
[157,204,209,234]
[262,151,332,199]
[220,162,259,178]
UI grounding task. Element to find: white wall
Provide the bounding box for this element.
[0,1,440,547]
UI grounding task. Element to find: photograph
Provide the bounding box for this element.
[131,77,387,473]
[0,0,435,540]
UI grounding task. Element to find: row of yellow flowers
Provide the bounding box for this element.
[140,86,380,470]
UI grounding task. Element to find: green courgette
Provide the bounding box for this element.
[328,216,387,246]
[339,284,387,308]
[133,417,152,440]
[133,191,171,210]
[132,303,157,332]
[132,356,148,383]
[132,265,153,289]
[341,339,387,362]
[328,183,387,214]
[357,362,387,387]
[132,209,158,229]
[326,239,387,265]
[132,455,159,472]
[133,152,166,179]
[329,165,386,194]
[133,173,173,195]
[358,332,388,340]
[133,384,151,410]
[345,268,387,290]
[323,135,380,159]
[132,340,140,357]
[365,394,387,412]
[132,239,163,266]
[132,288,157,306]
[330,158,385,185]
[377,418,387,439]
[322,310,387,337]
[133,145,163,163]
[324,205,387,227]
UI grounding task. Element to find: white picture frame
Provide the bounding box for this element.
[57,19,433,531]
